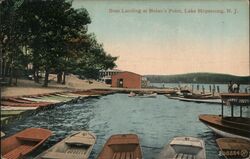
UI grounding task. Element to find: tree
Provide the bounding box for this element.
[1,0,117,87]
[72,34,118,79]
[0,0,29,85]
[19,0,91,87]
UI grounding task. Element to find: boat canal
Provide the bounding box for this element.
[2,93,249,159]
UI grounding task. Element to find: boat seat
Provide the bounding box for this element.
[65,136,94,146]
[41,151,87,159]
[3,144,32,159]
[16,136,42,142]
[174,153,195,159]
[112,152,134,159]
[66,149,86,155]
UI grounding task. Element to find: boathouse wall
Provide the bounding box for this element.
[111,72,142,89]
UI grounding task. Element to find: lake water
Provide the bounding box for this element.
[150,83,250,93]
[2,93,249,159]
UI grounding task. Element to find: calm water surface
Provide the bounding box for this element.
[3,94,249,159]
[150,83,250,93]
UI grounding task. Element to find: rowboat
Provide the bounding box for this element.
[216,138,250,159]
[63,93,90,97]
[38,95,73,102]
[21,97,60,103]
[157,136,206,159]
[177,97,222,104]
[129,92,157,98]
[1,128,52,159]
[1,101,51,107]
[1,110,27,117]
[97,134,143,159]
[73,90,96,95]
[72,92,101,98]
[1,110,35,126]
[90,89,115,95]
[137,93,157,98]
[1,106,38,111]
[35,131,96,159]
[54,93,77,98]
[3,98,38,104]
[73,90,105,96]
[128,92,136,97]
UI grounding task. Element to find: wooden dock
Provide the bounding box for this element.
[110,88,177,95]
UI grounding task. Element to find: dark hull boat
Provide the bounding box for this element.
[97,134,143,159]
[199,93,250,141]
[183,93,220,99]
[1,128,52,159]
[199,115,250,140]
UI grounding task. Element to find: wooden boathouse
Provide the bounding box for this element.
[111,71,142,89]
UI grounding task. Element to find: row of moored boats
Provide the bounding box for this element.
[1,89,115,125]
[1,128,208,159]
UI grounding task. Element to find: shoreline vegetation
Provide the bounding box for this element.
[2,72,249,97]
[146,72,250,84]
[0,0,117,88]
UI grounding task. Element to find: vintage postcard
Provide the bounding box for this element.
[0,0,249,159]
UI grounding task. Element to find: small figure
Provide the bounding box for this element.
[232,83,239,93]
[236,83,240,93]
[228,81,233,93]
[202,85,205,94]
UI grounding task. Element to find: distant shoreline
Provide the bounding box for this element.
[149,82,250,84]
[145,72,250,84]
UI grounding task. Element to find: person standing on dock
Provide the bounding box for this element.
[232,82,240,93]
[228,81,233,93]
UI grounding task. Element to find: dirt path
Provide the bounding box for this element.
[1,75,110,97]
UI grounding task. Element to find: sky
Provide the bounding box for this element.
[72,0,249,76]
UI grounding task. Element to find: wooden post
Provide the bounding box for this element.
[202,85,205,94]
[209,85,211,92]
[217,86,220,93]
[221,100,224,118]
[197,85,199,91]
[240,105,242,117]
[231,104,234,117]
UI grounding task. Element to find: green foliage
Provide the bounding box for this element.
[0,0,117,86]
[146,73,250,84]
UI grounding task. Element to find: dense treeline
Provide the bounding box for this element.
[146,73,250,84]
[0,0,117,87]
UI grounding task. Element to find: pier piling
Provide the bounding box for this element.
[217,86,220,93]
